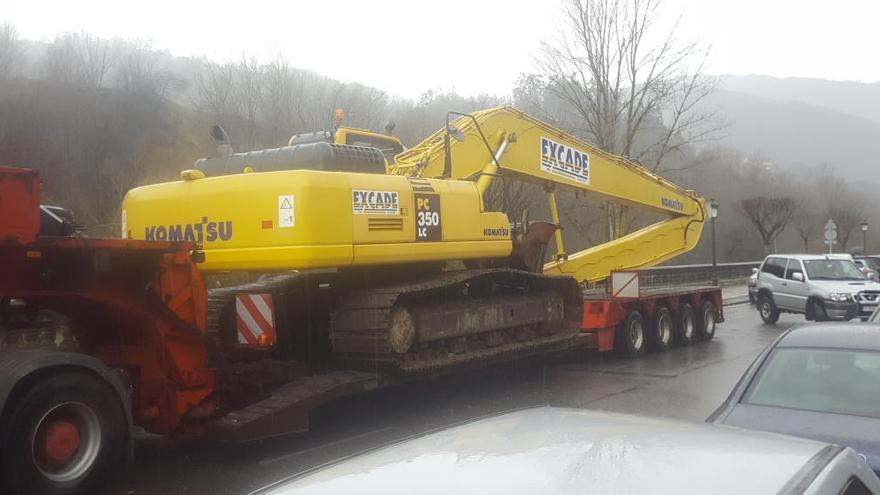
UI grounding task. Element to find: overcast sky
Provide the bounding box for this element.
[6,0,879,99]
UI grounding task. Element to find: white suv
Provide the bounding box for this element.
[755,254,880,322]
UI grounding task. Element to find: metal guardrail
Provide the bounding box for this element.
[637,261,761,287]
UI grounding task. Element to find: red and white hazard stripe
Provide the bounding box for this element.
[235,294,277,346]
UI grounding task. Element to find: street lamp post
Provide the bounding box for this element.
[710,199,719,286]
[862,220,869,254]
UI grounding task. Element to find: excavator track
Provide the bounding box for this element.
[329,269,583,374]
[206,269,583,375]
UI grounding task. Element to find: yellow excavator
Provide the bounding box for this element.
[122,106,705,373]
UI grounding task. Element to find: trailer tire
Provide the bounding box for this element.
[697,300,717,341]
[0,371,126,495]
[650,307,673,352]
[674,303,695,346]
[615,309,646,359]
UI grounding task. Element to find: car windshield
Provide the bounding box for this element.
[746,348,880,418]
[803,259,865,281]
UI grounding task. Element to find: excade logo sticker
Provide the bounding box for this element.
[540,136,590,185]
[352,190,400,215]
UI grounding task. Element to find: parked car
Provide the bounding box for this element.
[855,255,880,274]
[709,324,880,475]
[255,407,880,495]
[748,267,758,303]
[754,254,880,323]
[854,259,879,281]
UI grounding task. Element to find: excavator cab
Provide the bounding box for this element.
[289,109,404,164]
[289,127,403,164]
[192,110,404,178]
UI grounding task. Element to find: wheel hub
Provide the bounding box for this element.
[44,421,80,464]
[659,316,671,344]
[629,319,644,349]
[32,402,102,483]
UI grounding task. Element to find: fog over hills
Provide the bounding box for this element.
[704,75,880,179]
[719,75,880,124]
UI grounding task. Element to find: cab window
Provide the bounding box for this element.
[841,476,873,495]
[761,257,787,278]
[785,259,804,280]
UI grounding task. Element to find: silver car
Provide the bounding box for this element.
[755,254,880,323]
[255,407,880,495]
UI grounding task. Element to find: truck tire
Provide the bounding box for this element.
[674,303,695,346]
[650,307,673,352]
[0,371,126,495]
[696,300,717,341]
[757,294,780,323]
[615,309,646,358]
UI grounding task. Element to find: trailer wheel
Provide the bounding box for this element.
[615,309,646,358]
[697,300,717,341]
[674,303,695,346]
[1,371,126,495]
[650,307,673,352]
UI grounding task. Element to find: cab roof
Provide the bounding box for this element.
[766,254,854,261]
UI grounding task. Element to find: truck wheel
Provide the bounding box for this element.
[696,301,717,341]
[615,309,646,358]
[757,295,780,323]
[650,307,673,352]
[1,371,126,495]
[674,303,695,346]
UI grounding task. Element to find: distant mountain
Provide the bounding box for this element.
[703,85,880,179]
[719,74,880,124]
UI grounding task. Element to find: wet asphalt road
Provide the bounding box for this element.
[114,300,805,495]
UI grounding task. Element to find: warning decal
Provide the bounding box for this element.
[352,190,400,215]
[278,194,294,228]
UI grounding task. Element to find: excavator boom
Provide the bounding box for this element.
[392,106,706,282]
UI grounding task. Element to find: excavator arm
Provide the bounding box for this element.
[391,106,706,283]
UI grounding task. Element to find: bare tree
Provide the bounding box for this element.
[44,33,83,83]
[828,203,863,251]
[194,58,236,126]
[115,40,181,98]
[484,179,539,230]
[260,54,294,146]
[79,33,114,89]
[534,0,721,239]
[793,206,820,253]
[0,22,23,78]
[739,197,797,254]
[233,56,263,150]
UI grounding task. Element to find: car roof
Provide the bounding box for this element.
[778,323,880,351]
[765,254,855,261]
[259,407,830,495]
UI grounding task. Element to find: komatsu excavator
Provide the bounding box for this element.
[122,106,705,373]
